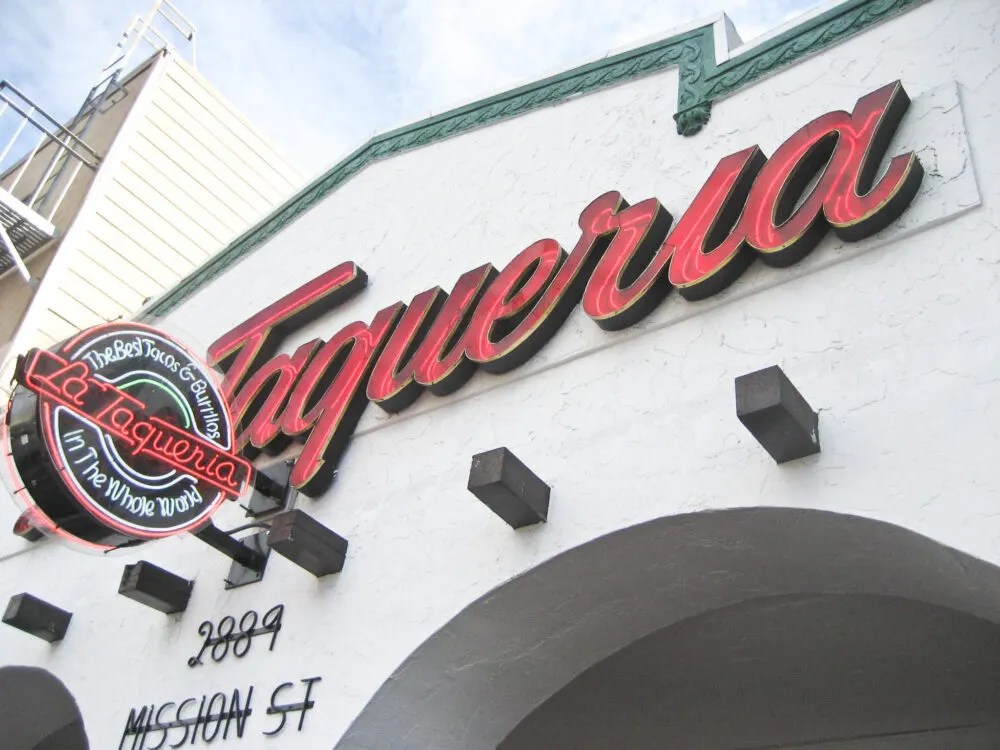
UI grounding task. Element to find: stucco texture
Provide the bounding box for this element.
[1,0,999,748]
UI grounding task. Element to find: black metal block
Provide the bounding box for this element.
[468,447,550,528]
[246,461,297,518]
[267,509,348,577]
[3,593,71,643]
[736,365,820,463]
[118,561,193,614]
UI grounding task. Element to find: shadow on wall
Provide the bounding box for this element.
[337,507,1000,750]
[500,592,1000,749]
[0,666,89,750]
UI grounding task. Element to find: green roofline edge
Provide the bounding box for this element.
[141,0,927,319]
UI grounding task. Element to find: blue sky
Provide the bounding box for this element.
[0,0,825,178]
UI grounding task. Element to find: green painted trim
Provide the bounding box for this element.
[142,0,927,319]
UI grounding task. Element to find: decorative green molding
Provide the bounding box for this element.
[142,0,927,319]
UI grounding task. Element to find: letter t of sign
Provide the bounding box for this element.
[207,263,368,399]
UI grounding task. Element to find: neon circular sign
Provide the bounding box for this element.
[4,322,251,549]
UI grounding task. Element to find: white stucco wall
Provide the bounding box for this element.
[1,0,999,748]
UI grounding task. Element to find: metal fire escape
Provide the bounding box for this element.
[0,0,196,285]
[0,85,100,285]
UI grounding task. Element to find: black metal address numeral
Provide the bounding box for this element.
[187,604,284,668]
[233,610,258,657]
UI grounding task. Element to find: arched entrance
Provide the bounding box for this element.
[500,593,1000,748]
[0,666,89,750]
[337,508,1000,749]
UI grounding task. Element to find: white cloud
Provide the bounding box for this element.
[0,0,825,179]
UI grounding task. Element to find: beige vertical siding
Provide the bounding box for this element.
[16,51,302,360]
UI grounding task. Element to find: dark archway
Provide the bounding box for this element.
[0,666,89,750]
[500,593,1000,748]
[336,508,1000,749]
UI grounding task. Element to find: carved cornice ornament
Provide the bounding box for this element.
[142,0,927,318]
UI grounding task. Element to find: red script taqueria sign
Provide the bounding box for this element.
[207,82,923,495]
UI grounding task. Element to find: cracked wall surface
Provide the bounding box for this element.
[0,1,999,748]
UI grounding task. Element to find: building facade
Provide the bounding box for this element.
[0,18,302,400]
[2,0,999,748]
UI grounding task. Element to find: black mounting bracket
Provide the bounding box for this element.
[193,522,271,589]
[244,461,297,518]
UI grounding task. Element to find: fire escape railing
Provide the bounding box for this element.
[0,0,196,284]
[0,83,102,283]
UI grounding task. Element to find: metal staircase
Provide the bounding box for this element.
[0,82,100,284]
[0,0,196,284]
